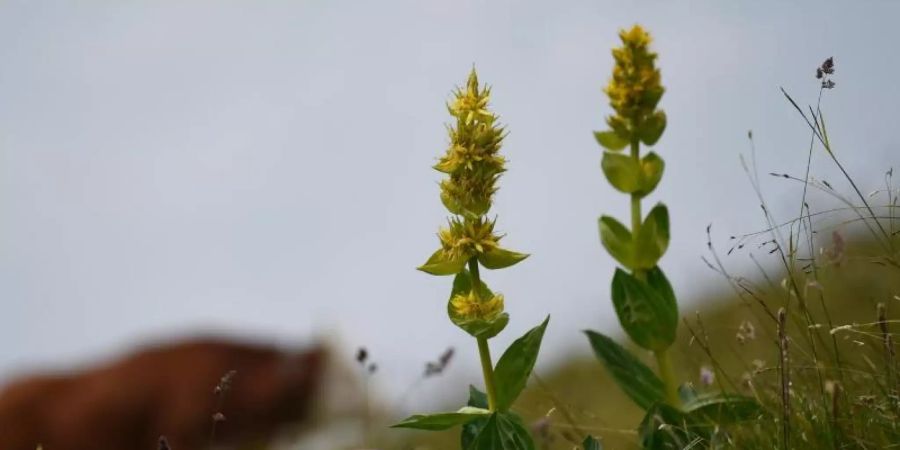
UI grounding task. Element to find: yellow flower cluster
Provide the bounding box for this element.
[438,217,501,262]
[605,25,665,138]
[450,290,505,322]
[438,69,507,218]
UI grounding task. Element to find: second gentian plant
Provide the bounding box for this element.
[585,25,762,448]
[393,69,549,450]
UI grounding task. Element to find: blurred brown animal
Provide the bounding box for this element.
[0,337,326,450]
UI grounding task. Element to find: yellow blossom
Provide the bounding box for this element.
[438,217,501,262]
[449,70,494,125]
[450,289,505,321]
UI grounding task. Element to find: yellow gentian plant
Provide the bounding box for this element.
[393,69,549,450]
[585,26,761,448]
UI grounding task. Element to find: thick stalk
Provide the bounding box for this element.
[629,140,643,241]
[654,349,680,407]
[477,337,497,411]
[631,138,678,407]
[469,258,498,411]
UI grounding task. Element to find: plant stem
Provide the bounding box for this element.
[477,336,497,411]
[631,137,679,406]
[469,258,498,411]
[630,140,643,240]
[654,349,680,407]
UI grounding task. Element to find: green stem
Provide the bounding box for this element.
[469,258,498,411]
[631,137,678,406]
[477,336,498,411]
[630,140,642,238]
[655,349,681,407]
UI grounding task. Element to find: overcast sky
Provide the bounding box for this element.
[1,1,898,407]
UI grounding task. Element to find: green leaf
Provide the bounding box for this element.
[638,111,667,146]
[598,216,634,269]
[684,393,765,425]
[642,86,665,112]
[582,435,603,450]
[610,268,677,351]
[639,402,701,450]
[392,407,490,430]
[452,313,510,340]
[636,152,665,196]
[602,151,665,197]
[447,270,509,339]
[601,152,641,193]
[467,412,536,450]
[606,116,631,144]
[418,249,468,275]
[467,385,489,409]
[594,130,629,151]
[479,247,529,270]
[584,330,665,410]
[441,188,490,218]
[450,269,493,299]
[634,204,670,270]
[461,387,490,448]
[645,266,677,313]
[599,206,670,271]
[493,316,550,411]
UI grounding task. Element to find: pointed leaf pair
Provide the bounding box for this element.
[419,249,468,275]
[493,317,550,411]
[598,204,670,271]
[611,267,678,352]
[584,330,665,410]
[447,270,509,339]
[601,152,665,197]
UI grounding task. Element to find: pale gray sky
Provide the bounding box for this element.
[1,1,898,407]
